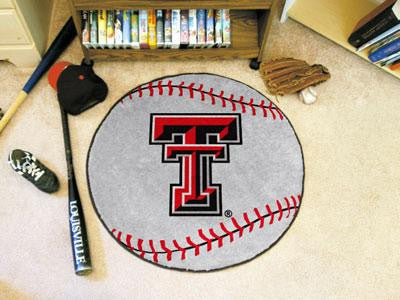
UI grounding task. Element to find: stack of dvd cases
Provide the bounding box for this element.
[81,9,231,49]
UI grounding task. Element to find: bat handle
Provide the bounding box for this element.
[69,177,92,275]
[0,91,28,134]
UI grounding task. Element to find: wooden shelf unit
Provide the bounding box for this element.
[287,0,400,79]
[67,0,279,65]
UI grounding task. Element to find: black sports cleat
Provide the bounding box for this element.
[8,149,59,193]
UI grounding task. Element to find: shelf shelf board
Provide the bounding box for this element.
[73,0,273,10]
[288,0,400,79]
[84,9,260,60]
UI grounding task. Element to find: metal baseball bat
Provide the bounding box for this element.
[60,106,92,275]
[0,17,77,134]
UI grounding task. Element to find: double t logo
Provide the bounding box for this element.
[150,114,242,216]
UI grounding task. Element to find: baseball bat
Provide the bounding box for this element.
[0,17,77,134]
[60,106,92,275]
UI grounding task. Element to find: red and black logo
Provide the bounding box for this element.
[150,114,242,216]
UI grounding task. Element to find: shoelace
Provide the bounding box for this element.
[21,160,45,181]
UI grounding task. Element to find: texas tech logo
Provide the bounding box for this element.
[150,114,242,216]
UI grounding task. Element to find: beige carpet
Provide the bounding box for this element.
[1,1,400,299]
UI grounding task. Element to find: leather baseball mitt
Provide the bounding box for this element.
[260,58,330,95]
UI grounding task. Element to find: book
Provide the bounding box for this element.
[215,9,222,47]
[148,9,157,49]
[379,50,400,65]
[106,10,115,48]
[196,9,206,48]
[222,9,231,47]
[357,23,400,52]
[368,31,400,53]
[389,59,400,69]
[122,10,131,48]
[131,10,139,49]
[171,9,181,48]
[156,10,164,48]
[369,37,400,62]
[98,10,107,48]
[188,9,197,48]
[348,0,400,48]
[206,9,215,48]
[139,10,149,49]
[89,10,98,48]
[180,10,189,48]
[115,10,123,48]
[164,10,172,48]
[81,10,90,48]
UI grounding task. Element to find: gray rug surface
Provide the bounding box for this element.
[87,73,304,271]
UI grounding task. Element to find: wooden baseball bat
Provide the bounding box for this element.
[0,17,77,134]
[60,105,92,275]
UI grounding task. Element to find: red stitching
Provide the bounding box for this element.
[138,85,143,98]
[173,240,186,260]
[276,107,284,120]
[126,234,134,251]
[148,82,154,96]
[219,90,226,107]
[198,84,205,101]
[259,100,267,117]
[157,80,163,95]
[178,81,185,96]
[128,93,133,100]
[198,229,212,251]
[284,197,291,218]
[239,96,246,113]
[188,82,195,98]
[249,98,256,116]
[220,222,234,242]
[243,212,254,233]
[114,195,301,262]
[253,207,265,228]
[167,80,173,95]
[160,240,172,261]
[208,88,215,105]
[209,228,223,248]
[268,102,276,120]
[231,217,244,238]
[228,94,236,111]
[137,239,145,258]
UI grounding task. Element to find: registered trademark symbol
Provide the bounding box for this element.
[224,210,232,217]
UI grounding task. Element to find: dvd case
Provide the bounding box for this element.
[90,10,98,48]
[222,9,231,47]
[115,10,123,48]
[206,9,214,48]
[131,10,139,49]
[180,10,189,48]
[164,10,172,48]
[156,10,164,48]
[81,10,90,48]
[122,10,131,48]
[188,9,197,48]
[106,10,115,48]
[98,10,107,48]
[148,9,157,49]
[139,10,148,49]
[196,9,206,48]
[171,9,180,49]
[214,9,222,47]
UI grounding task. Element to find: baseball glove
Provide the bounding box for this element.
[260,58,330,95]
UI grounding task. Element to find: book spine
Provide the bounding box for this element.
[139,10,149,49]
[357,23,400,52]
[81,10,90,48]
[222,9,231,47]
[98,10,107,48]
[164,10,172,48]
[171,9,181,49]
[188,9,197,48]
[148,9,157,49]
[180,10,189,48]
[206,9,215,48]
[115,10,123,48]
[196,9,206,48]
[349,8,399,48]
[389,59,400,70]
[131,10,139,49]
[122,10,131,48]
[215,9,222,47]
[156,10,164,48]
[106,10,115,48]
[89,10,98,48]
[368,38,400,62]
[379,50,400,65]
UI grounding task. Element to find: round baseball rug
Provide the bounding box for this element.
[87,73,304,271]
